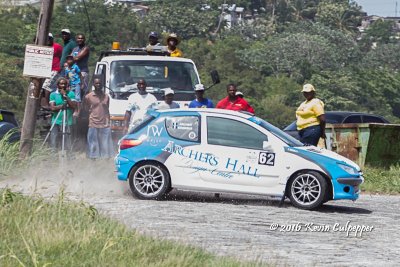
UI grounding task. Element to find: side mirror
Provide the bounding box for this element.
[263,141,273,151]
[210,70,220,85]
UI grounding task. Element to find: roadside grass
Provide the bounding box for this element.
[362,165,400,194]
[0,132,20,177]
[0,131,51,178]
[0,188,264,267]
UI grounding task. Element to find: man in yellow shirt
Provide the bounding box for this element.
[167,33,183,57]
[296,84,326,146]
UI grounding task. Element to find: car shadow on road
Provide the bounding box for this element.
[164,190,372,213]
[316,204,372,214]
[164,190,292,208]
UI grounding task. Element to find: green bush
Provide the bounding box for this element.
[362,166,400,194]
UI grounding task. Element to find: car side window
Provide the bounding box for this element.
[207,117,267,150]
[362,115,385,123]
[343,115,362,123]
[165,116,200,142]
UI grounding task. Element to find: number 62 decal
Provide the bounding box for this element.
[258,152,275,166]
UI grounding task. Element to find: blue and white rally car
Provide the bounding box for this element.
[115,109,364,210]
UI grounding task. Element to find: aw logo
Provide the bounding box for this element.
[146,125,163,146]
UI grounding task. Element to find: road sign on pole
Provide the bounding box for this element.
[19,0,55,159]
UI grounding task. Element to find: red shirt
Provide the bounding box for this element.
[52,42,63,72]
[216,96,255,114]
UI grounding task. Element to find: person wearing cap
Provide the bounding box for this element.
[60,28,77,68]
[49,77,77,152]
[216,84,254,113]
[166,33,183,57]
[189,84,214,108]
[147,31,161,46]
[296,83,326,146]
[42,33,63,107]
[157,88,180,110]
[124,79,157,132]
[236,91,244,98]
[72,33,90,95]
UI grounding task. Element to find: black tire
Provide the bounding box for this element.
[288,171,327,210]
[128,162,170,200]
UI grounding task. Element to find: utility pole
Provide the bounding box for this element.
[19,0,55,158]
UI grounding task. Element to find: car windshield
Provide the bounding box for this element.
[110,60,199,94]
[249,116,304,147]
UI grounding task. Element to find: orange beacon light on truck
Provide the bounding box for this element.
[112,42,120,51]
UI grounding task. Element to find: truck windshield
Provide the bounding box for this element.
[110,60,199,94]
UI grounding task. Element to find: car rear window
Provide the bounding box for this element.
[0,110,18,126]
[362,115,387,123]
[343,115,362,123]
[165,116,200,142]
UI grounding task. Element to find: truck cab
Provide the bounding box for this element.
[94,48,202,137]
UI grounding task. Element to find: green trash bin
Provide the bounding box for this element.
[325,123,400,168]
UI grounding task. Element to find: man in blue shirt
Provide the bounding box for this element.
[189,84,214,108]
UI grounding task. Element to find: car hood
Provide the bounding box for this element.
[294,146,361,172]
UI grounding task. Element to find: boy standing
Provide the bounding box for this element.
[64,55,82,116]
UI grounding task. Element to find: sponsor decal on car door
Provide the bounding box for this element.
[197,115,287,193]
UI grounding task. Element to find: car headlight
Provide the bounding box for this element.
[337,163,358,175]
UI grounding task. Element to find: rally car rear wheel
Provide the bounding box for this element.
[129,163,170,200]
[288,171,327,210]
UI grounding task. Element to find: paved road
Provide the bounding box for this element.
[1,159,399,266]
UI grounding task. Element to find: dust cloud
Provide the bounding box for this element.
[0,153,130,199]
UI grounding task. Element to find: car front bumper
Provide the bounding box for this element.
[332,175,364,200]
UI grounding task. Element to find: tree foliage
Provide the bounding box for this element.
[315,0,362,33]
[144,4,219,39]
[0,0,400,126]
[364,19,396,44]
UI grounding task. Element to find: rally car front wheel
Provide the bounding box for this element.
[129,163,170,200]
[288,171,327,210]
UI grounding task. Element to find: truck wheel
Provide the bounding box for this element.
[129,163,170,200]
[288,171,327,210]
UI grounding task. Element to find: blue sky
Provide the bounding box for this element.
[356,0,399,17]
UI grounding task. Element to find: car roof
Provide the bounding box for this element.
[325,111,383,116]
[100,55,195,64]
[325,111,389,121]
[153,108,253,119]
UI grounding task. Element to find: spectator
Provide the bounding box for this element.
[236,91,244,98]
[296,83,326,146]
[42,32,63,107]
[49,77,77,151]
[72,33,90,95]
[124,79,157,132]
[112,65,134,88]
[166,33,183,57]
[216,84,254,113]
[64,55,82,116]
[60,29,77,68]
[83,77,114,159]
[189,84,214,108]
[147,31,161,46]
[157,88,180,110]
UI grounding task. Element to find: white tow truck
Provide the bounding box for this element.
[93,46,219,139]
